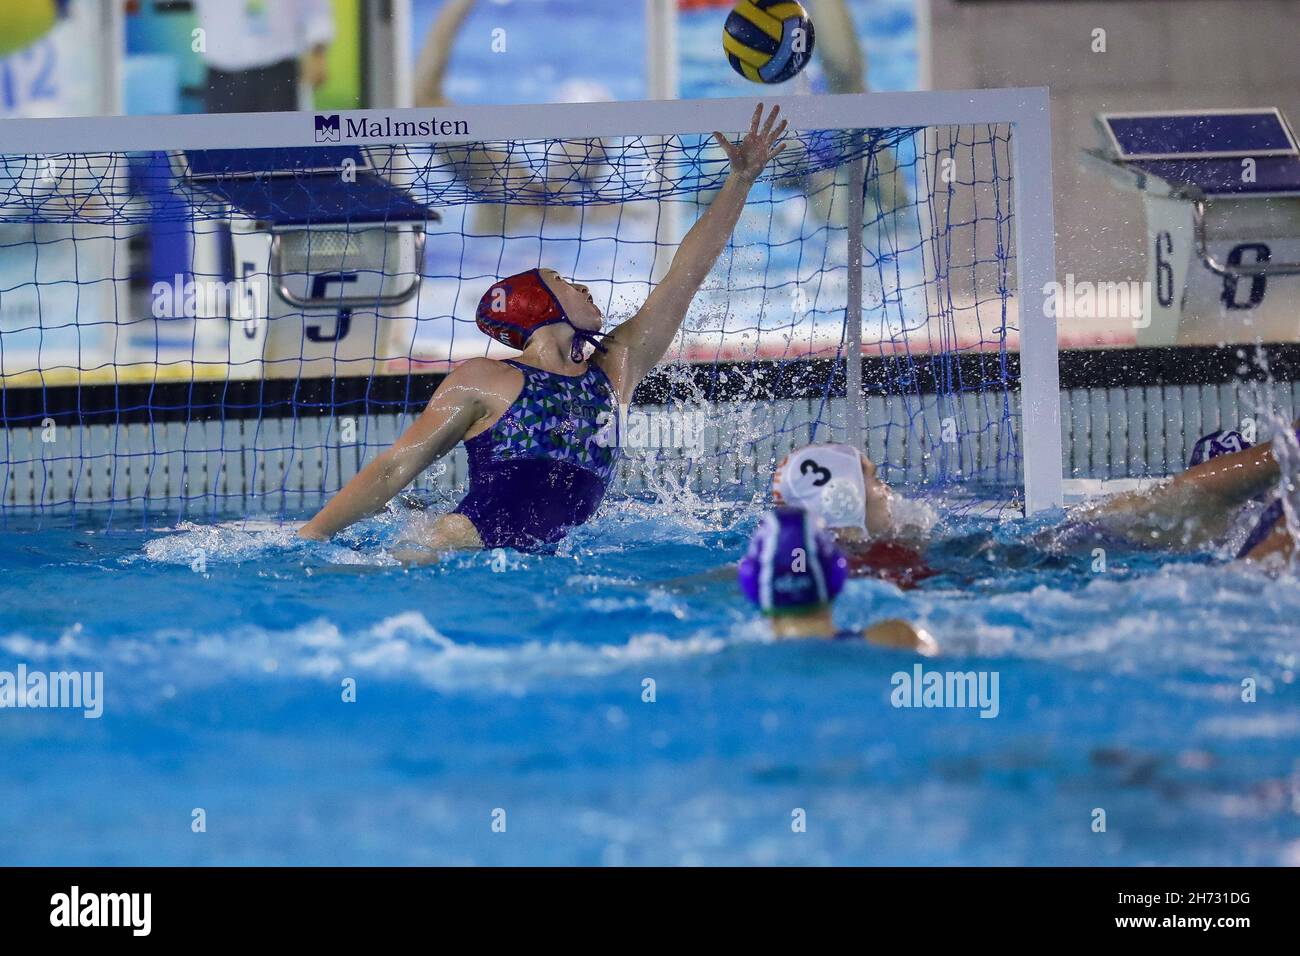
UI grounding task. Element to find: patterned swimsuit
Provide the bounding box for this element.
[454,360,620,551]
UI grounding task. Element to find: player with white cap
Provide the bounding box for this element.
[772,442,935,588]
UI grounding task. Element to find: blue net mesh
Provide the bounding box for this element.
[0,123,1019,522]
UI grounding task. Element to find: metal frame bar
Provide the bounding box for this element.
[1193,198,1300,277]
[1009,91,1063,514]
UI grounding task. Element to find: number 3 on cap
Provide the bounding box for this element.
[800,458,831,487]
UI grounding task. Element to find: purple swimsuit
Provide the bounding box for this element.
[454,360,621,551]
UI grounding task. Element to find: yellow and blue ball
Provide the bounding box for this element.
[723,1,815,85]
[0,0,65,58]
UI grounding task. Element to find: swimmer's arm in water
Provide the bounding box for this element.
[596,103,787,398]
[1244,517,1292,562]
[773,612,941,654]
[1075,436,1287,545]
[653,563,738,592]
[298,360,499,540]
[862,619,940,657]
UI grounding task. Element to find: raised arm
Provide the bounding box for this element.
[297,361,493,540]
[597,103,788,400]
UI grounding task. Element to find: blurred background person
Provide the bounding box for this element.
[194,0,335,113]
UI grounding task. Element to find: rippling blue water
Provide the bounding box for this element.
[1,499,1298,865]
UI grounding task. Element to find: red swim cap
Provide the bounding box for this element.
[476,269,569,350]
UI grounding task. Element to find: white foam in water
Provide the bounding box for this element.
[137,501,727,566]
[887,558,1299,679]
[565,498,742,553]
[0,611,749,700]
[134,519,403,567]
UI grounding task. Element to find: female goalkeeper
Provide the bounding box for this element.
[299,104,788,557]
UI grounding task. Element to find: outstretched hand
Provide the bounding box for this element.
[712,103,788,183]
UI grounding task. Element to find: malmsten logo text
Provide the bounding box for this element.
[315,113,469,143]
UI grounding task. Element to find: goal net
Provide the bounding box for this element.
[0,92,1060,523]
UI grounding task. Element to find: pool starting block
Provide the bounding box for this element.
[1088,108,1300,346]
[181,146,437,379]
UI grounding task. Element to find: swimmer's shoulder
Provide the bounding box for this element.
[848,619,941,656]
[425,359,527,438]
[433,357,525,405]
[445,356,523,386]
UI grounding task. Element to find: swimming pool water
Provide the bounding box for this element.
[0,500,1298,866]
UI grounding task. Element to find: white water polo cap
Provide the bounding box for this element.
[772,443,868,532]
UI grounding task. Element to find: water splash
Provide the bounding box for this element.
[131,519,398,567]
[1264,409,1300,569]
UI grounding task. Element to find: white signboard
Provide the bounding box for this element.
[1140,193,1300,346]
